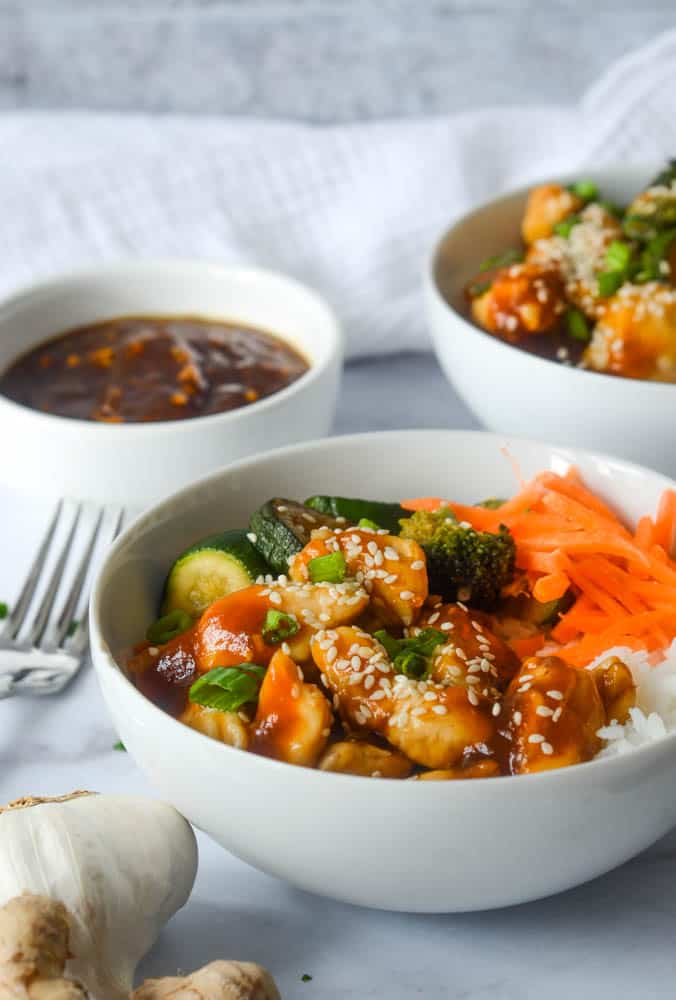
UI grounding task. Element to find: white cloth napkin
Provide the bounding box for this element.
[1,31,676,359]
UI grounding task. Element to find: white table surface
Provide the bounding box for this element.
[3,353,676,999]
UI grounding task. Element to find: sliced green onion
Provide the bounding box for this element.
[597,271,624,298]
[637,228,676,282]
[308,551,346,584]
[373,627,446,680]
[0,602,7,620]
[568,179,598,202]
[189,664,266,712]
[553,214,580,238]
[262,609,299,644]
[467,278,492,297]
[604,240,632,273]
[146,608,193,645]
[565,308,591,342]
[113,740,126,751]
[357,517,381,531]
[478,249,523,273]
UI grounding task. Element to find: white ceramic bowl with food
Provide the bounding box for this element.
[90,429,676,913]
[425,166,676,477]
[0,260,342,507]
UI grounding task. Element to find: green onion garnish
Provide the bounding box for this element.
[308,551,347,584]
[597,271,624,298]
[565,308,591,342]
[146,608,193,645]
[467,278,492,297]
[604,240,632,273]
[262,609,299,645]
[0,602,7,620]
[189,664,266,713]
[553,215,580,238]
[357,517,381,531]
[301,974,313,983]
[478,249,523,273]
[113,740,126,751]
[568,179,598,202]
[374,627,446,680]
[636,228,676,282]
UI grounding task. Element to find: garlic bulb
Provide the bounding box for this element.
[0,793,198,1000]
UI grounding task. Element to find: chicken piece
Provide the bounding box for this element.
[590,655,635,724]
[312,627,494,770]
[497,655,605,774]
[583,282,676,381]
[527,202,623,319]
[521,183,583,245]
[195,580,369,672]
[414,759,500,780]
[417,602,519,694]
[290,527,428,627]
[250,648,333,766]
[179,702,250,748]
[470,262,567,340]
[318,740,413,778]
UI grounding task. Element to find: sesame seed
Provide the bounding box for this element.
[467,689,479,706]
[466,676,480,686]
[148,646,159,656]
[384,547,400,561]
[471,621,483,633]
[319,612,331,622]
[513,711,523,725]
[326,646,337,664]
[547,690,564,700]
[492,703,501,717]
[385,574,398,584]
[399,590,414,600]
[441,621,454,631]
[371,690,386,700]
[541,742,554,755]
[536,705,553,717]
[456,648,467,661]
[423,691,438,701]
[528,733,544,744]
[291,685,300,699]
[432,704,447,715]
[269,591,282,606]
[321,673,329,686]
[277,505,287,512]
[281,642,291,655]
[457,601,468,612]
[552,707,563,722]
[520,674,533,682]
[427,612,440,624]
[518,683,531,693]
[364,675,375,690]
[246,532,257,543]
[351,656,361,670]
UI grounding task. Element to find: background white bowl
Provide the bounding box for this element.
[425,166,676,477]
[0,260,342,507]
[91,429,676,913]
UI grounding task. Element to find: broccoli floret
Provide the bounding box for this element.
[399,508,515,610]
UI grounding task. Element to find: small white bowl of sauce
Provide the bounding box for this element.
[0,260,343,506]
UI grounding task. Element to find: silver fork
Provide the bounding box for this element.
[0,501,123,699]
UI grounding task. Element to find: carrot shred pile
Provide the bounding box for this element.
[402,470,676,667]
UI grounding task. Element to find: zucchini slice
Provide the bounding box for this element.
[249,498,341,575]
[162,530,270,617]
[304,495,407,534]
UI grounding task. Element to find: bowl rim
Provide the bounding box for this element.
[90,426,676,790]
[425,164,676,395]
[0,257,343,436]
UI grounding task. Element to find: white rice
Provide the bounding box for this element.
[587,640,676,758]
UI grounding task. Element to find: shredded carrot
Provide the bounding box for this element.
[509,634,547,658]
[403,466,676,667]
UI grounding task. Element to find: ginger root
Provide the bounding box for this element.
[132,962,280,1000]
[0,894,87,999]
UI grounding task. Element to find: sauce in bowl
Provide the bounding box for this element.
[0,315,310,423]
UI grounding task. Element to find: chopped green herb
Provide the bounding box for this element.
[374,627,446,680]
[565,307,591,342]
[476,498,506,510]
[568,179,598,202]
[636,228,676,282]
[146,608,193,645]
[357,517,381,531]
[467,278,492,297]
[67,619,79,638]
[189,664,266,713]
[113,740,126,751]
[597,270,624,298]
[262,609,299,645]
[301,974,313,983]
[604,239,632,273]
[553,214,580,238]
[308,551,346,584]
[478,249,523,273]
[0,602,7,620]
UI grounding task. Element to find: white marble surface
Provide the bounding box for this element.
[3,354,676,997]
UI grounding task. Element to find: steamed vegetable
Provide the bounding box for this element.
[304,495,407,534]
[399,507,515,610]
[249,499,341,575]
[162,530,270,617]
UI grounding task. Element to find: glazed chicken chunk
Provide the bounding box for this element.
[583,282,676,381]
[471,262,567,340]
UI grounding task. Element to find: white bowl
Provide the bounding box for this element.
[425,166,676,477]
[91,430,676,913]
[0,260,342,507]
